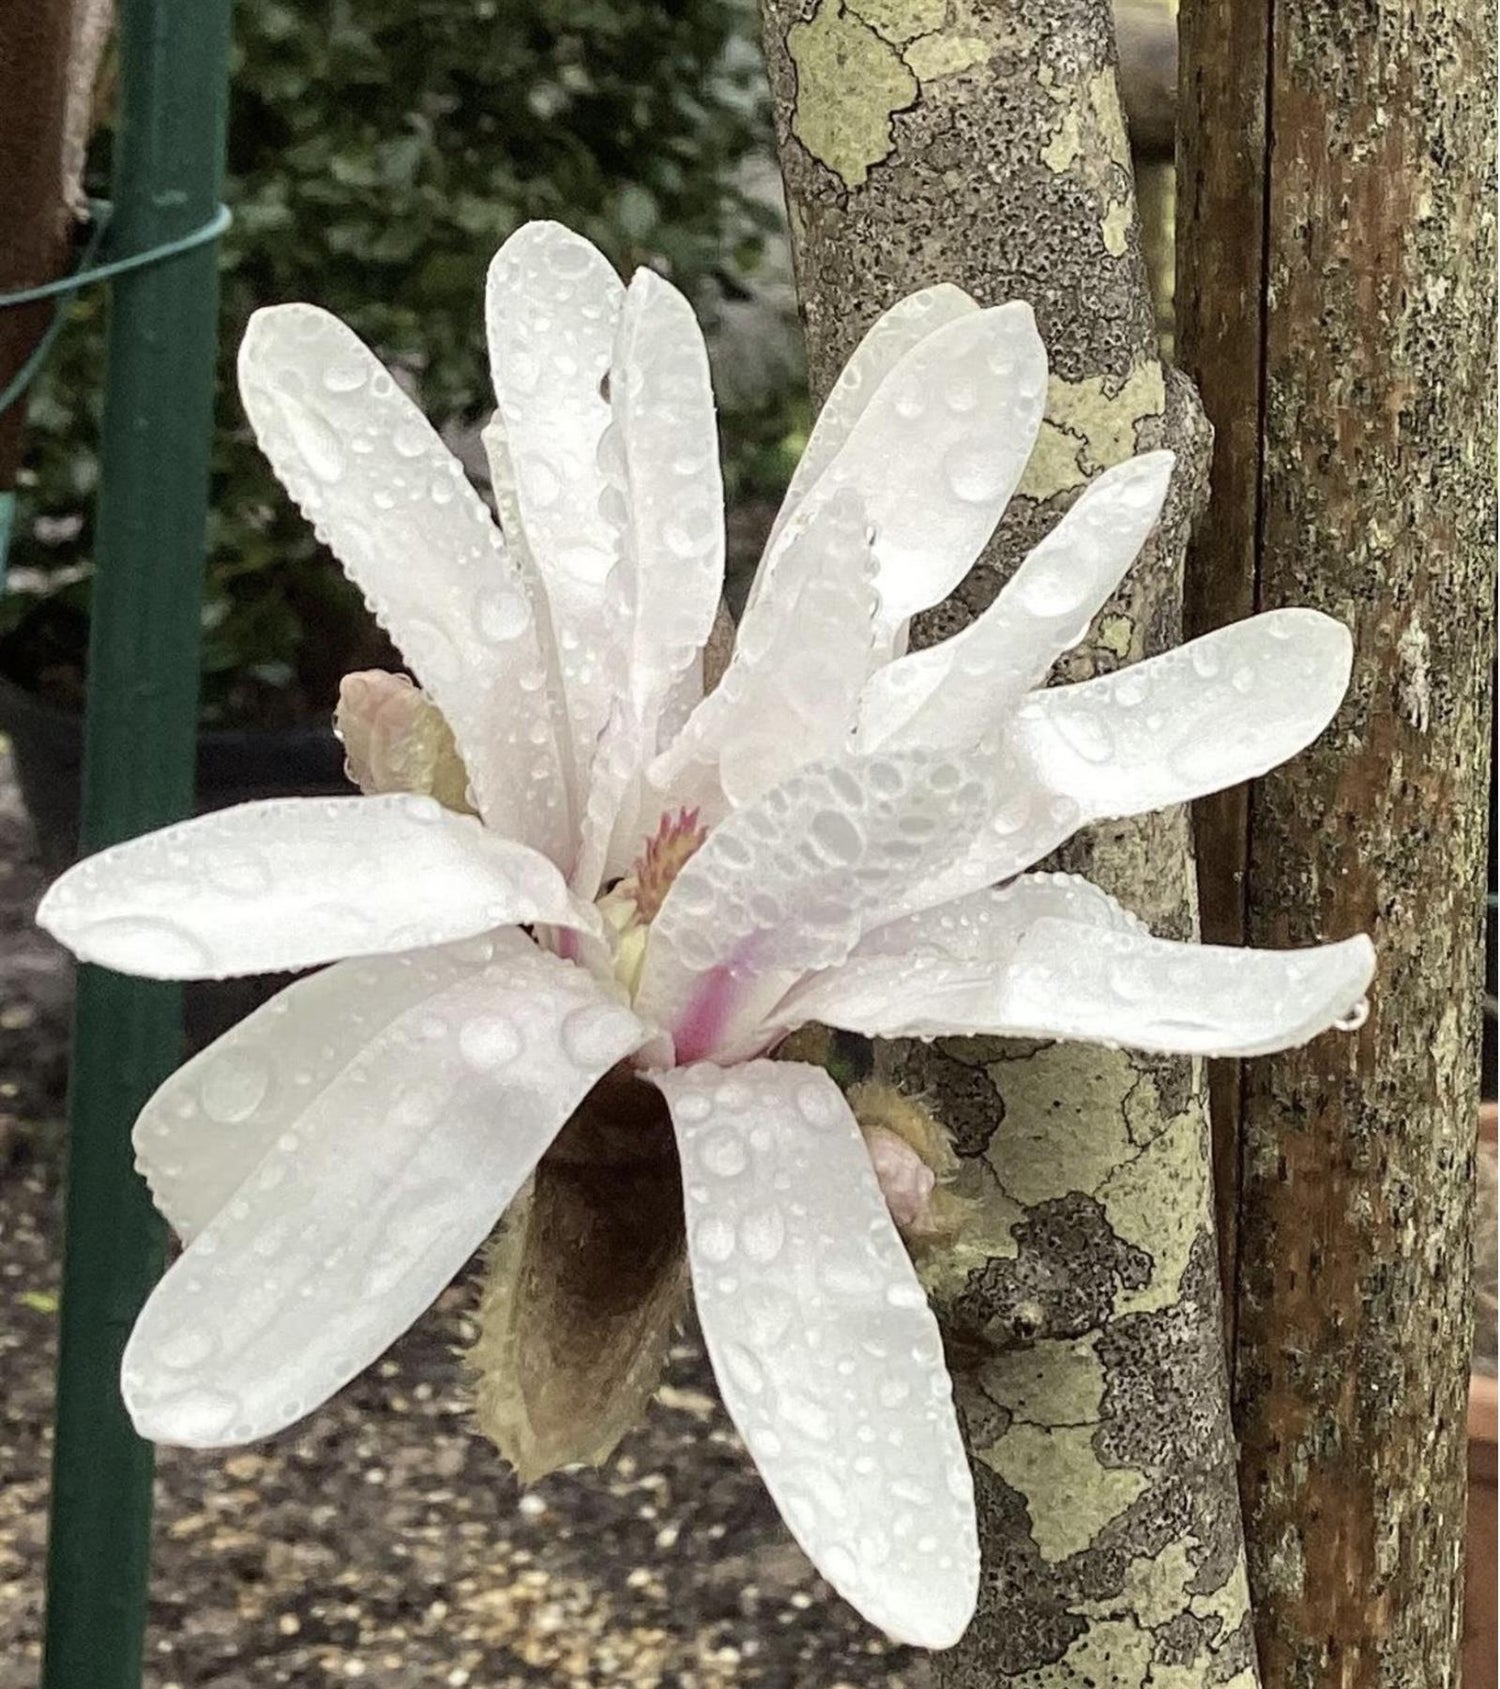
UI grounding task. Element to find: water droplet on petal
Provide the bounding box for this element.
[200,1052,271,1124]
[739,1205,786,1264]
[458,1013,524,1069]
[693,1213,737,1264]
[701,1130,748,1177]
[561,1003,638,1068]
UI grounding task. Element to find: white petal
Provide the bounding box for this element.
[37,794,590,979]
[571,268,726,885]
[654,1061,977,1648]
[765,284,978,553]
[651,489,879,819]
[992,924,1376,1055]
[902,609,1355,914]
[770,873,1137,1037]
[637,750,1001,1061]
[756,304,1047,633]
[480,410,581,823]
[487,224,626,786]
[238,306,568,859]
[122,932,649,1446]
[135,946,535,1242]
[776,875,1375,1054]
[1009,608,1353,821]
[571,699,646,900]
[858,453,1175,752]
[607,267,726,730]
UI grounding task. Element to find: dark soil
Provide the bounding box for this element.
[0,744,923,1689]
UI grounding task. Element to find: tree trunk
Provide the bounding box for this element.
[1177,3,1497,1685]
[758,2,1257,1682]
[0,0,77,493]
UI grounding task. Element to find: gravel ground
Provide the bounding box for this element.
[0,744,923,1689]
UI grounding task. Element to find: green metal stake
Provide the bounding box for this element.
[40,4,233,1687]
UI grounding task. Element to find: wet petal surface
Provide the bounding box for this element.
[780,874,1374,1054]
[654,1060,977,1648]
[238,306,567,859]
[123,932,648,1446]
[37,795,586,979]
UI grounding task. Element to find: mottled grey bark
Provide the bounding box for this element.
[1178,2,1497,1684]
[757,1,1256,1682]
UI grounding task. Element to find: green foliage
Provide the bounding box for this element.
[7,0,790,725]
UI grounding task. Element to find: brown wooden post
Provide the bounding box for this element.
[0,0,79,496]
[1177,2,1497,1682]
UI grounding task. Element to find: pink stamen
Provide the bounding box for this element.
[631,806,708,922]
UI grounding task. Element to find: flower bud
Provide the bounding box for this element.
[334,670,473,813]
[849,1079,970,1248]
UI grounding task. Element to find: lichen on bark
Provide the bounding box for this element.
[759,0,1257,1681]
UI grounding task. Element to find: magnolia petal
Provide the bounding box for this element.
[653,1060,977,1649]
[607,266,726,731]
[480,410,581,829]
[122,931,649,1447]
[765,284,978,553]
[37,794,589,979]
[1010,608,1353,822]
[776,875,1374,1054]
[858,453,1176,752]
[992,924,1377,1055]
[134,944,532,1242]
[571,268,726,886]
[571,699,646,901]
[238,306,567,859]
[757,304,1047,633]
[652,489,879,820]
[638,750,1001,1061]
[486,223,625,785]
[901,610,1356,915]
[772,872,1141,1036]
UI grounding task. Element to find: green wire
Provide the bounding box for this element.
[0,199,230,416]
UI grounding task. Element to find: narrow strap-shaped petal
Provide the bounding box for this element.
[1008,607,1353,820]
[651,489,879,821]
[480,410,581,830]
[122,931,649,1447]
[637,749,1003,1061]
[572,268,726,887]
[653,1060,978,1649]
[754,304,1047,634]
[763,283,977,554]
[570,698,645,900]
[238,306,568,860]
[901,608,1356,915]
[774,874,1374,1054]
[486,223,626,791]
[606,266,726,731]
[858,453,1176,752]
[37,794,592,979]
[134,940,533,1241]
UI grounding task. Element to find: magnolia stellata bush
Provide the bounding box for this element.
[38,222,1374,1649]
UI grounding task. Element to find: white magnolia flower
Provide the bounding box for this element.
[38,222,1373,1649]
